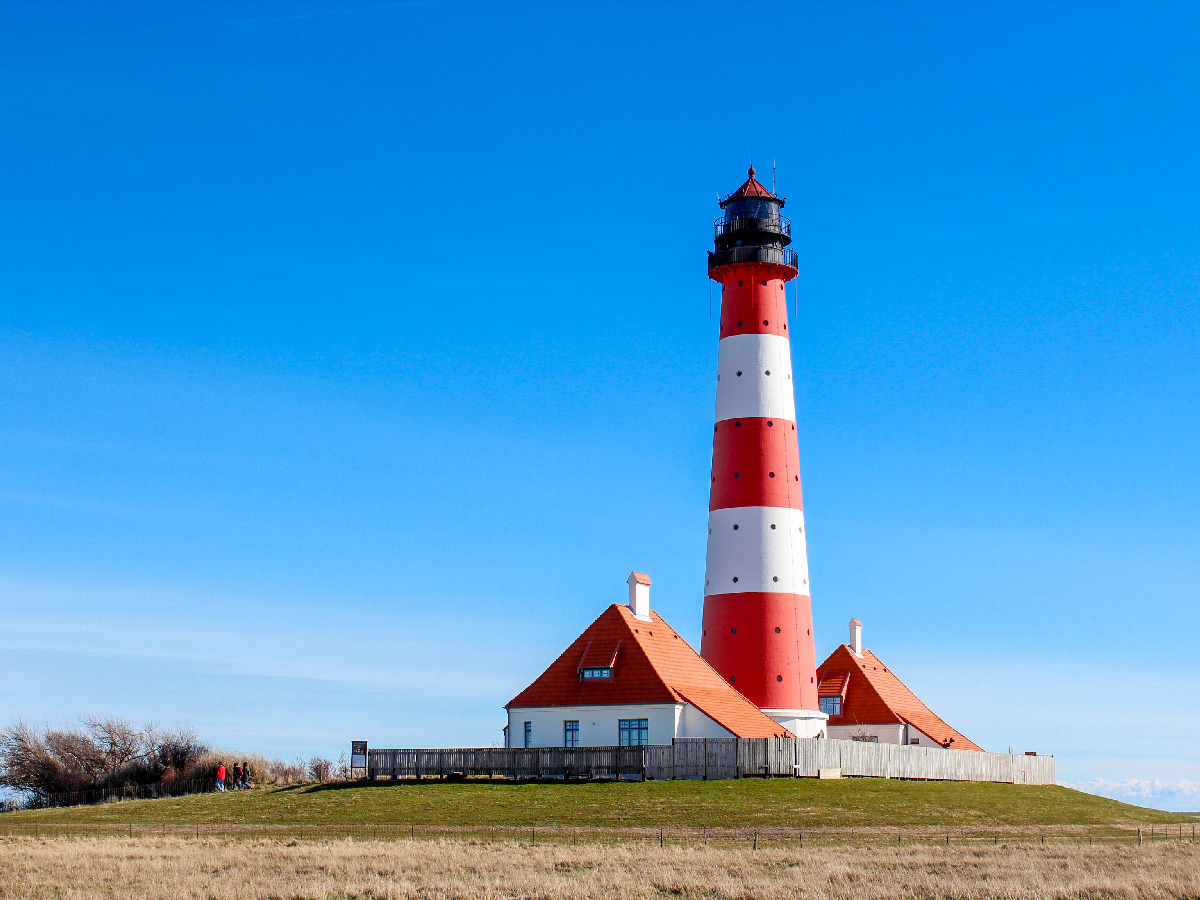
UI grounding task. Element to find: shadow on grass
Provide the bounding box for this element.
[287,777,648,794]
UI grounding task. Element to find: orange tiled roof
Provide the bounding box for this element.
[507,604,792,739]
[629,572,652,585]
[816,644,983,751]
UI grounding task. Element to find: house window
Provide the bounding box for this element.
[564,720,579,748]
[580,667,612,680]
[523,721,532,748]
[619,718,649,746]
[851,734,879,743]
[819,696,842,716]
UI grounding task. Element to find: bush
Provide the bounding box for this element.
[0,719,208,802]
[1,718,351,807]
[307,757,333,783]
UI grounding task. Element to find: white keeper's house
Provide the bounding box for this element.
[505,573,793,748]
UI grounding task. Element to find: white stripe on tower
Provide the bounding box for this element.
[704,506,809,594]
[714,333,796,422]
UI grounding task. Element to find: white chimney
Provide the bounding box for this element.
[849,618,863,656]
[627,572,651,621]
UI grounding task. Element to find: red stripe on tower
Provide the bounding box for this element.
[700,168,827,738]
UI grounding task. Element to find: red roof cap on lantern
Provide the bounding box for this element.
[720,166,784,208]
[507,604,794,739]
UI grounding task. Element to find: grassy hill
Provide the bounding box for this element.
[3,779,1186,828]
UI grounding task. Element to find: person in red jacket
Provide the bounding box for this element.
[216,763,227,792]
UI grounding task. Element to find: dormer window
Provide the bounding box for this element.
[576,637,621,681]
[819,695,842,716]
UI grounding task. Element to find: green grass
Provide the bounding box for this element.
[3,779,1186,828]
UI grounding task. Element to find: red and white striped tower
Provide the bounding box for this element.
[700,168,827,738]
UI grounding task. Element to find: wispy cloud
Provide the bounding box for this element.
[1068,778,1200,803]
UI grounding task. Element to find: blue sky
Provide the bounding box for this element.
[1,1,1197,809]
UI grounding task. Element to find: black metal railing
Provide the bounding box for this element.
[708,246,798,270]
[714,215,791,239]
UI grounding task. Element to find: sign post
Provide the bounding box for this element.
[351,741,368,779]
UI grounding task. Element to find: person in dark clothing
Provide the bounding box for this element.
[240,762,250,789]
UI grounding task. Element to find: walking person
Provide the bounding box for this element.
[232,763,242,790]
[240,761,250,790]
[216,762,226,792]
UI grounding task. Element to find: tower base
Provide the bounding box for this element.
[761,708,828,739]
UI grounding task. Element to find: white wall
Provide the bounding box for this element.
[827,723,905,745]
[676,703,735,739]
[826,723,947,747]
[765,709,827,739]
[506,703,736,746]
[507,704,681,747]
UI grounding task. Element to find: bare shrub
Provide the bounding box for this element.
[83,717,144,772]
[307,757,333,783]
[0,716,348,805]
[0,719,208,803]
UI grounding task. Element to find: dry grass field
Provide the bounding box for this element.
[2,835,1199,900]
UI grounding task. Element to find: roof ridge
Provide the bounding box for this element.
[857,647,928,730]
[840,646,888,727]
[859,648,973,741]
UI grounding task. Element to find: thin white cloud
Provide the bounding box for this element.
[1068,778,1200,802]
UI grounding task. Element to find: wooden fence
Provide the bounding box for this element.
[367,747,648,781]
[367,738,1054,785]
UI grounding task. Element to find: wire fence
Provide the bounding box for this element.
[22,777,218,811]
[1,821,1196,848]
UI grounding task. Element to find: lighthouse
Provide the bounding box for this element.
[700,167,827,738]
